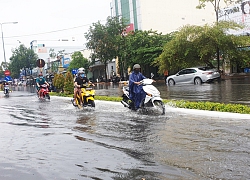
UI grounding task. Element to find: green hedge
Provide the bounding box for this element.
[50,92,250,114]
[163,99,250,114]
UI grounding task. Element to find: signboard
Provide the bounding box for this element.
[72,69,78,75]
[62,57,70,68]
[219,0,250,35]
[61,55,71,68]
[122,23,134,36]
[4,70,11,76]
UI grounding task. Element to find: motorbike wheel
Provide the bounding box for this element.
[45,94,50,100]
[88,100,95,107]
[122,96,134,110]
[154,100,165,115]
[75,97,83,109]
[4,91,9,97]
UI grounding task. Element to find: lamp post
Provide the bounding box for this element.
[0,22,18,69]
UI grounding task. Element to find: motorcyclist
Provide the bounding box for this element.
[36,72,49,98]
[129,64,146,110]
[73,68,95,106]
[3,80,10,94]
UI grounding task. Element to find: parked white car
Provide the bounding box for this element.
[166,67,221,86]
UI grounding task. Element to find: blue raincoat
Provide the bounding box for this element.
[129,71,146,109]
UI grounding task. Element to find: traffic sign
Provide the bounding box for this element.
[4,70,11,76]
[36,59,45,68]
[4,76,12,81]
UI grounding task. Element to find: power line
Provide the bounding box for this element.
[4,20,106,39]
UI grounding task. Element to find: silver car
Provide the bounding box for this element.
[166,67,221,86]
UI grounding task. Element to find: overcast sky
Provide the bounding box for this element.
[0,0,112,64]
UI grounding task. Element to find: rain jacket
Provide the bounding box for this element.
[129,71,146,109]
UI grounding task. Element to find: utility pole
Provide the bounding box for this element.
[215,0,220,70]
[0,22,18,70]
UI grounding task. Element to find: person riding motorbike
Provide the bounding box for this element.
[129,64,146,110]
[3,80,10,94]
[36,73,49,98]
[73,68,95,106]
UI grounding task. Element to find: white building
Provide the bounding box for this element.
[30,40,88,75]
[111,0,215,34]
[219,0,250,35]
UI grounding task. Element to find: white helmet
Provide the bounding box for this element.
[78,67,85,74]
[133,64,140,69]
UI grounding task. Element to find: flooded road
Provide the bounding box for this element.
[0,90,250,179]
[95,77,250,106]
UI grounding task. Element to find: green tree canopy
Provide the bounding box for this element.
[0,62,6,79]
[8,44,38,78]
[67,51,90,74]
[122,30,173,76]
[155,21,250,73]
[85,16,128,82]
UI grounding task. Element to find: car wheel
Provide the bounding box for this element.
[194,77,202,85]
[168,79,175,86]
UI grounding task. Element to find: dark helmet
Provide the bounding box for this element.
[133,64,140,69]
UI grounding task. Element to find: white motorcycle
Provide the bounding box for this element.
[121,78,165,115]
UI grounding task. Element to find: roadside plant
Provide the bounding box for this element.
[53,73,65,93]
[64,71,74,94]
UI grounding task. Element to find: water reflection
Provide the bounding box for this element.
[94,78,250,106]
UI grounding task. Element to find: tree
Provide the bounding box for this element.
[196,0,243,70]
[85,16,128,82]
[49,48,57,59]
[8,44,38,78]
[64,71,74,94]
[67,51,90,74]
[123,30,173,76]
[0,62,6,79]
[155,21,250,74]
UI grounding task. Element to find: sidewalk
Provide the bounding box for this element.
[221,73,250,79]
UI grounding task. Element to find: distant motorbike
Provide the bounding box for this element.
[121,78,165,115]
[38,84,50,100]
[111,75,120,83]
[4,84,10,97]
[72,84,95,108]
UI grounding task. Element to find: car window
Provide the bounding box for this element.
[198,67,213,71]
[186,69,196,74]
[178,69,187,75]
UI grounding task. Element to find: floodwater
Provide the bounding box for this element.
[0,89,250,179]
[95,77,250,106]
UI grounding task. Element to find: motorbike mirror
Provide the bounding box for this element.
[151,73,154,79]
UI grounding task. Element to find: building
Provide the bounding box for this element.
[218,0,250,73]
[110,0,216,77]
[111,0,215,34]
[30,40,86,76]
[219,0,250,35]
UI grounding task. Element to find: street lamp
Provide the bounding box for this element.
[0,22,18,69]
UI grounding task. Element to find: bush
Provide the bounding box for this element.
[53,73,65,93]
[166,100,250,114]
[64,71,74,94]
